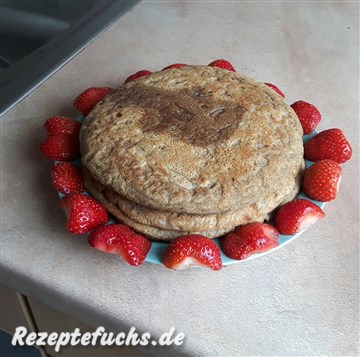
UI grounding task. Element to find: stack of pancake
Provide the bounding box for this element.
[80,66,304,241]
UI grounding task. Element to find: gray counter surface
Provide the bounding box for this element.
[1,2,359,356]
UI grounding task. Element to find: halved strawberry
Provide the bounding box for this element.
[208,59,236,72]
[44,116,81,137]
[60,194,109,234]
[304,128,352,164]
[264,83,285,98]
[274,199,325,235]
[162,235,222,270]
[88,224,151,266]
[162,63,188,70]
[51,162,85,194]
[40,134,80,161]
[291,100,322,134]
[125,70,152,83]
[73,87,113,116]
[220,222,279,260]
[302,160,342,202]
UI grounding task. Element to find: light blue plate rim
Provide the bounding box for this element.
[57,118,324,266]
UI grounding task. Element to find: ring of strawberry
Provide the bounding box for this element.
[303,160,342,202]
[162,235,222,270]
[40,134,80,161]
[44,62,352,268]
[291,100,322,134]
[125,70,153,83]
[44,116,82,136]
[162,63,188,70]
[40,116,82,162]
[73,87,113,116]
[60,193,109,234]
[220,222,279,260]
[304,128,352,163]
[51,162,85,194]
[274,199,325,235]
[89,224,152,266]
[208,59,236,72]
[264,83,285,98]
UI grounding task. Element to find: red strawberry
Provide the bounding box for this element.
[264,83,285,98]
[51,162,85,194]
[291,100,322,134]
[162,63,188,70]
[162,235,222,270]
[304,128,352,164]
[88,224,151,266]
[220,222,279,260]
[208,59,236,72]
[40,134,80,161]
[44,116,81,137]
[125,70,152,83]
[60,194,109,234]
[302,160,342,202]
[73,87,113,116]
[274,199,325,235]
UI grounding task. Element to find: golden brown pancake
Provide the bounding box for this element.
[80,65,304,240]
[83,166,302,233]
[84,173,233,241]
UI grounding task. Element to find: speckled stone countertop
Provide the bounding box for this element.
[1,2,359,356]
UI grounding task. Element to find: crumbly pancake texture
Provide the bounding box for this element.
[80,65,304,217]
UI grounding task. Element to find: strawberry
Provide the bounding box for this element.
[274,199,325,235]
[208,59,236,72]
[60,194,109,234]
[162,235,222,270]
[291,100,322,134]
[51,162,85,194]
[40,134,80,161]
[88,224,151,266]
[304,128,352,164]
[125,70,152,83]
[264,83,285,98]
[44,116,81,137]
[220,222,279,260]
[73,87,113,116]
[162,63,188,70]
[302,160,342,202]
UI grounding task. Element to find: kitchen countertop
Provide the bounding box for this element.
[1,1,359,356]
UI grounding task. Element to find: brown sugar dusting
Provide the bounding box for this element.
[113,83,245,147]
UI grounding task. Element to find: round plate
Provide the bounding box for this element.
[57,118,325,266]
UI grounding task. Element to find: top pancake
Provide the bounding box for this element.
[80,65,304,214]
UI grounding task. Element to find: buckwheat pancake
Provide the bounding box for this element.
[83,166,303,233]
[80,65,304,217]
[85,173,232,240]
